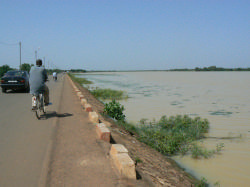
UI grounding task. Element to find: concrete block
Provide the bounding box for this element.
[77,91,82,97]
[110,144,136,179]
[89,112,99,123]
[96,123,110,142]
[85,104,92,112]
[110,144,128,157]
[79,94,84,99]
[115,153,136,179]
[80,98,87,106]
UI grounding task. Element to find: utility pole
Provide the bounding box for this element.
[35,50,37,60]
[19,42,21,70]
[43,57,45,67]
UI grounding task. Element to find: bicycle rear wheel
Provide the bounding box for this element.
[42,95,46,114]
[35,97,42,119]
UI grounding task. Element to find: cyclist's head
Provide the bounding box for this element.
[36,59,42,66]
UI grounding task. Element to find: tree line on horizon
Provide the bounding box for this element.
[169,66,250,71]
[1,64,249,77]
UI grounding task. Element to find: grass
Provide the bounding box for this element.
[68,73,128,100]
[90,88,128,100]
[116,115,223,158]
[68,73,93,85]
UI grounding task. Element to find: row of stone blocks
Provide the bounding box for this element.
[67,75,136,179]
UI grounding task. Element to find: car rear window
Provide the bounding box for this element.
[6,71,26,77]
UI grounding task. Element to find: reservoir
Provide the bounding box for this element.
[77,71,250,187]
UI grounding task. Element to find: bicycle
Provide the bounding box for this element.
[32,93,46,119]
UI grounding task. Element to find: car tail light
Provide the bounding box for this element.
[1,80,4,83]
[20,80,25,83]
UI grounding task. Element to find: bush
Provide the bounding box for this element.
[0,65,13,77]
[104,100,126,121]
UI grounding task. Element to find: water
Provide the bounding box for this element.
[77,71,250,186]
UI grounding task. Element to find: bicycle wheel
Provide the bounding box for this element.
[35,97,41,119]
[42,95,46,114]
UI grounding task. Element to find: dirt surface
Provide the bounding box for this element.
[73,78,198,187]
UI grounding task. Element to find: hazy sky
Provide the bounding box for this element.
[0,0,249,70]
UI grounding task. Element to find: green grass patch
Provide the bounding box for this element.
[68,73,93,85]
[91,88,128,100]
[116,114,223,158]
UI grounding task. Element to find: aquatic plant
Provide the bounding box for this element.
[209,110,233,116]
[90,88,128,100]
[117,114,224,158]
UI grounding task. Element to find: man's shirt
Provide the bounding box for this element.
[29,66,48,95]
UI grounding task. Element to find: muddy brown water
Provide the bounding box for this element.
[77,71,250,187]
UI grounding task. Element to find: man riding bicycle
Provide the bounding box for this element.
[53,71,57,81]
[29,59,49,110]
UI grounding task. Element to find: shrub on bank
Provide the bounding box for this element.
[112,113,223,158]
[104,100,126,121]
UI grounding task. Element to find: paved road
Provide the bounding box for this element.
[0,74,65,187]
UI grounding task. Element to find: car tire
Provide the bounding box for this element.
[26,86,30,93]
[2,88,7,93]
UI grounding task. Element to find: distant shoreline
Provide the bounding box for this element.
[69,66,250,73]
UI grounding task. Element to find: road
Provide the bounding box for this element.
[0,74,65,187]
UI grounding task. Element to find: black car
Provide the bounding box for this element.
[1,70,30,93]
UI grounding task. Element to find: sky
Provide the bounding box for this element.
[0,0,249,71]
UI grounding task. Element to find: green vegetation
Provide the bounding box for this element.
[135,115,212,156]
[69,69,87,73]
[91,88,128,100]
[104,100,126,121]
[69,73,128,100]
[169,66,250,71]
[194,66,250,71]
[209,110,233,116]
[103,101,224,158]
[195,177,208,187]
[0,65,14,77]
[20,63,33,72]
[68,73,93,85]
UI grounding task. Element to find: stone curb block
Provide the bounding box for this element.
[80,98,87,106]
[96,123,111,142]
[110,144,128,155]
[85,104,93,112]
[89,112,99,123]
[79,94,84,99]
[110,144,136,179]
[76,91,81,96]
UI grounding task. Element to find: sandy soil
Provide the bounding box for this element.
[75,81,198,187]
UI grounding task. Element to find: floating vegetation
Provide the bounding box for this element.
[90,88,128,100]
[173,93,182,97]
[178,106,185,108]
[189,113,199,116]
[170,101,182,106]
[209,110,233,116]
